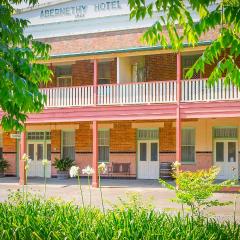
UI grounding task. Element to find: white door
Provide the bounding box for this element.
[214,140,238,180]
[138,140,159,179]
[27,142,51,178]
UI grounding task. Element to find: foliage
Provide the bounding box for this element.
[0,192,239,240]
[0,158,10,171]
[53,157,74,171]
[129,0,240,86]
[160,166,233,216]
[0,0,52,131]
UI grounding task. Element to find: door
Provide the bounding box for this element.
[138,140,159,179]
[214,140,238,179]
[27,142,51,178]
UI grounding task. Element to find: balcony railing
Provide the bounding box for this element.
[40,79,240,108]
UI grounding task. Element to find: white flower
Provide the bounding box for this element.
[173,161,181,169]
[42,159,49,166]
[69,166,79,178]
[22,153,29,162]
[82,166,94,175]
[98,163,107,174]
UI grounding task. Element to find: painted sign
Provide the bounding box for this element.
[10,133,21,139]
[40,1,121,19]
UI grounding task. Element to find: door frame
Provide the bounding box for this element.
[27,140,51,177]
[213,139,238,179]
[137,139,159,179]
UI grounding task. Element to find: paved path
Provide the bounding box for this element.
[0,177,239,222]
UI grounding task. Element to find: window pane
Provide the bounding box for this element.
[228,142,236,162]
[182,129,195,145]
[140,143,147,161]
[62,131,75,146]
[56,65,72,77]
[37,144,43,161]
[28,144,34,161]
[151,143,158,161]
[98,146,109,162]
[98,62,111,82]
[182,146,195,162]
[216,142,224,162]
[63,146,75,160]
[47,144,51,161]
[0,148,2,159]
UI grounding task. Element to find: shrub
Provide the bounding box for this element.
[160,166,233,216]
[53,157,74,171]
[0,192,239,240]
[0,158,10,172]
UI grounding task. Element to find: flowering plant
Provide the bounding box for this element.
[82,166,94,175]
[69,166,79,178]
[98,163,107,174]
[42,159,49,166]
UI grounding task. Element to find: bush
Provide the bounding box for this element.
[0,193,239,240]
[53,157,74,171]
[0,158,10,172]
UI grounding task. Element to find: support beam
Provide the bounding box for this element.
[176,52,182,163]
[19,132,26,185]
[93,59,98,105]
[92,120,99,188]
[92,60,99,187]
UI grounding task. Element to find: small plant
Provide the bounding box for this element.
[42,159,49,199]
[69,166,85,208]
[0,158,10,177]
[98,162,107,213]
[82,166,94,207]
[160,164,233,216]
[53,157,74,171]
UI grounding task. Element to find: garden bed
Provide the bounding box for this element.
[0,193,239,240]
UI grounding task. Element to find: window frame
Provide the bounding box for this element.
[98,129,110,163]
[98,61,111,84]
[181,128,196,164]
[61,130,75,160]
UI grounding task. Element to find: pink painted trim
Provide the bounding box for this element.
[19,132,26,185]
[176,52,182,162]
[92,121,99,188]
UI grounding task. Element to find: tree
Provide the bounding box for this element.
[0,0,52,131]
[129,0,240,86]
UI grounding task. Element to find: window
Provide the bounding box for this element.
[56,65,72,87]
[182,54,202,79]
[181,128,195,163]
[98,62,111,84]
[137,129,159,140]
[0,133,2,159]
[62,131,75,160]
[27,131,51,140]
[98,129,110,162]
[213,127,238,139]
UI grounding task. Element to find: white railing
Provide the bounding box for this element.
[181,78,240,102]
[41,86,94,108]
[40,79,240,108]
[97,81,176,105]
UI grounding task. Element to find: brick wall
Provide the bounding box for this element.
[51,130,61,175]
[45,59,117,88]
[146,54,177,81]
[2,133,17,175]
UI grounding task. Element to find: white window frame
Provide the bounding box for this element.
[61,130,75,160]
[181,128,196,163]
[98,129,110,162]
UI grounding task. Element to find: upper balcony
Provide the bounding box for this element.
[39,52,240,109]
[40,78,240,108]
